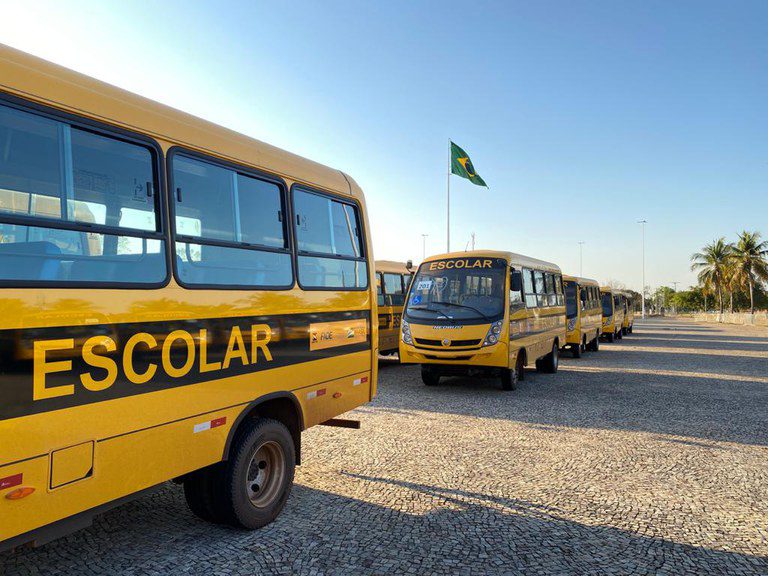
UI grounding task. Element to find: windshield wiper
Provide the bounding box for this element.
[431,301,491,321]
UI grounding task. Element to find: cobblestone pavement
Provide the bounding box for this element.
[3,318,767,575]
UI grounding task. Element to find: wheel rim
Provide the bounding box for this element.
[246,441,286,508]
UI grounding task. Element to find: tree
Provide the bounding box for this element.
[691,238,733,314]
[731,230,768,314]
[670,287,705,312]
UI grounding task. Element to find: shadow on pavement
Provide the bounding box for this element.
[2,480,766,576]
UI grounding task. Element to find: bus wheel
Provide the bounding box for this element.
[606,332,615,343]
[589,335,599,352]
[224,418,295,529]
[628,325,633,334]
[517,351,526,381]
[421,366,440,386]
[184,463,227,523]
[541,343,559,374]
[500,367,517,391]
[571,342,582,358]
[617,329,623,340]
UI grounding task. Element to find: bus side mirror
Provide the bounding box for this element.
[510,270,522,292]
[406,259,413,271]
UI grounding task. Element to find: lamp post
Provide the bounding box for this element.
[578,241,585,276]
[421,234,428,260]
[638,220,647,319]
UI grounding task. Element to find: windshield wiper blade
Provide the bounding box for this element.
[431,301,490,320]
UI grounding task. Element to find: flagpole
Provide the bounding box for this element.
[447,139,451,252]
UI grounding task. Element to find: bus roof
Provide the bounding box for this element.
[0,43,359,198]
[375,260,413,274]
[422,250,561,274]
[563,275,600,287]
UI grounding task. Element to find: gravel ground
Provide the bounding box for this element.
[2,318,767,575]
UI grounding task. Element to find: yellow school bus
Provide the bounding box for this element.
[375,260,413,355]
[600,287,625,342]
[399,250,566,391]
[0,44,378,551]
[621,292,635,334]
[563,275,602,357]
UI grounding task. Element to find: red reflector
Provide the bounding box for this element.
[333,392,342,399]
[316,388,327,397]
[361,377,369,383]
[211,417,227,429]
[0,473,22,490]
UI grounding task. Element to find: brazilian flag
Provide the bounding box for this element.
[450,141,488,187]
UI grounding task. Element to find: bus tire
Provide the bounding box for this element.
[500,367,517,391]
[183,464,227,524]
[223,418,295,530]
[421,366,440,386]
[541,343,559,374]
[617,329,623,340]
[589,335,599,352]
[571,343,582,358]
[517,351,526,381]
[606,332,615,343]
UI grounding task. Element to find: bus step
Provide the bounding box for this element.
[319,418,361,429]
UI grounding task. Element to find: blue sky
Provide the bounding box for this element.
[2,0,766,291]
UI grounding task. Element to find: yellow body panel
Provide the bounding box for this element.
[0,45,378,548]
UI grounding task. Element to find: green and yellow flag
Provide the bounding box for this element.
[450,141,488,187]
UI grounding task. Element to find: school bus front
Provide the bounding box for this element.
[399,251,565,391]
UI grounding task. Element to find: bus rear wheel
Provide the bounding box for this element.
[421,366,440,386]
[606,332,615,343]
[184,463,227,524]
[223,418,295,529]
[540,343,559,374]
[588,334,599,352]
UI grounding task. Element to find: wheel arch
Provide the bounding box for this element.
[223,392,305,465]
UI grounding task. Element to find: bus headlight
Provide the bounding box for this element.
[401,319,413,345]
[483,320,503,347]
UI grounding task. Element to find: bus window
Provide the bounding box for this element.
[565,281,578,319]
[172,155,292,288]
[510,270,523,309]
[0,103,166,285]
[544,273,557,306]
[294,189,367,289]
[602,292,613,315]
[523,268,537,308]
[383,272,405,305]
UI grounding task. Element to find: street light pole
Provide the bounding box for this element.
[638,220,647,319]
[578,241,585,276]
[421,234,428,260]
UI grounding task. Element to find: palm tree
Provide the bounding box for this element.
[731,230,768,313]
[691,238,733,314]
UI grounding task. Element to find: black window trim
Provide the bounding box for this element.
[166,146,295,291]
[0,92,171,290]
[291,183,369,292]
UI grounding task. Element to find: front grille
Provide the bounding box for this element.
[424,355,473,361]
[414,338,482,348]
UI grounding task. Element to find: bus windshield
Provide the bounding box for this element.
[565,281,578,319]
[601,293,613,315]
[406,257,507,322]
